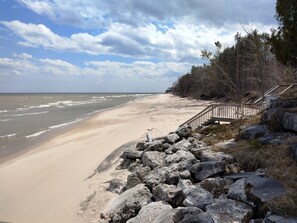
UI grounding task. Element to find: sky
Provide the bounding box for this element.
[0,0,277,93]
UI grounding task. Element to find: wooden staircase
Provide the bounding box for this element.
[180,84,297,129]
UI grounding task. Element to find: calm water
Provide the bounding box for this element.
[0,93,151,160]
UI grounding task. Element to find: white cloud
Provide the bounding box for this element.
[0,20,274,62]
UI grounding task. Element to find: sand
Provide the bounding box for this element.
[0,94,210,223]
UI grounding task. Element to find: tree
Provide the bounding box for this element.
[270,0,297,67]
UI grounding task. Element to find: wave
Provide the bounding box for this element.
[0,133,17,139]
[26,119,82,139]
[0,111,49,117]
[0,110,8,113]
[0,119,13,122]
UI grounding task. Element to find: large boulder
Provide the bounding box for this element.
[120,149,142,159]
[142,151,166,169]
[166,170,191,185]
[245,175,285,203]
[182,185,214,209]
[106,184,153,223]
[206,198,253,223]
[152,183,184,207]
[134,165,152,181]
[176,126,192,139]
[126,201,172,223]
[190,161,225,181]
[165,133,180,144]
[126,173,142,189]
[165,150,195,165]
[153,209,183,223]
[242,124,268,140]
[199,177,233,197]
[144,166,171,189]
[177,179,193,190]
[144,139,165,152]
[172,139,192,152]
[282,112,297,132]
[227,179,248,203]
[180,212,215,223]
[199,149,235,163]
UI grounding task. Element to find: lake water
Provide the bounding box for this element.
[0,93,152,161]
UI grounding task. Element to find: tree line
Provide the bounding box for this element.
[169,0,297,102]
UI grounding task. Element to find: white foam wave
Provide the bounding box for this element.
[0,111,49,117]
[0,119,13,122]
[0,133,17,139]
[0,110,8,113]
[26,130,49,138]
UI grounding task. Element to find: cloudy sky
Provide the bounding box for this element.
[0,0,277,93]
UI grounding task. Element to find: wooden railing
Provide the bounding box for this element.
[180,103,264,129]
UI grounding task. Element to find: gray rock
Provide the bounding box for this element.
[206,198,253,223]
[189,146,207,159]
[165,133,180,144]
[190,161,225,181]
[224,163,241,174]
[227,179,248,202]
[142,151,166,169]
[242,124,268,140]
[176,126,192,138]
[172,139,192,152]
[199,177,233,197]
[180,212,215,223]
[282,112,297,132]
[106,178,126,194]
[152,184,184,207]
[120,149,142,159]
[214,139,238,149]
[166,170,191,185]
[182,185,214,209]
[175,158,200,171]
[165,150,195,165]
[177,206,203,219]
[289,143,297,162]
[264,214,297,223]
[144,166,171,189]
[250,219,264,223]
[126,201,172,223]
[116,158,135,170]
[199,149,235,163]
[127,159,142,172]
[177,179,193,190]
[246,175,285,202]
[135,141,146,151]
[126,173,142,189]
[106,184,153,223]
[134,165,152,181]
[153,208,183,223]
[145,139,165,152]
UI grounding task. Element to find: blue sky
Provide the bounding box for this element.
[0,0,277,93]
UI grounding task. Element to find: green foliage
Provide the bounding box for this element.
[270,0,297,67]
[249,139,262,149]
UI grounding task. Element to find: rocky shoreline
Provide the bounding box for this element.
[97,125,297,223]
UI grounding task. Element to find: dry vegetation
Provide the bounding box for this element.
[196,114,297,216]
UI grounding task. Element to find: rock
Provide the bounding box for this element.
[106,184,153,223]
[270,98,297,109]
[145,139,165,152]
[282,112,297,132]
[116,158,135,170]
[126,173,142,189]
[242,124,269,140]
[227,179,248,203]
[165,133,180,144]
[127,159,142,172]
[135,141,146,151]
[176,158,200,171]
[134,165,152,181]
[199,177,233,197]
[177,206,203,219]
[177,179,193,190]
[182,185,214,209]
[106,178,126,194]
[261,109,282,131]
[188,147,207,159]
[120,149,142,159]
[165,150,195,165]
[206,198,253,223]
[142,151,166,169]
[190,161,225,181]
[246,175,285,202]
[144,166,171,189]
[153,209,183,223]
[166,170,191,185]
[199,149,235,163]
[126,201,172,223]
[264,214,297,223]
[224,163,241,174]
[180,212,215,223]
[223,171,265,180]
[176,126,192,138]
[152,183,184,207]
[172,139,192,152]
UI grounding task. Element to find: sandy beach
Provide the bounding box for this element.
[0,94,210,223]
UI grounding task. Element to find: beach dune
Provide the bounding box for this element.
[0,94,209,223]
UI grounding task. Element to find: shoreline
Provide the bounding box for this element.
[0,94,211,223]
[0,94,156,166]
